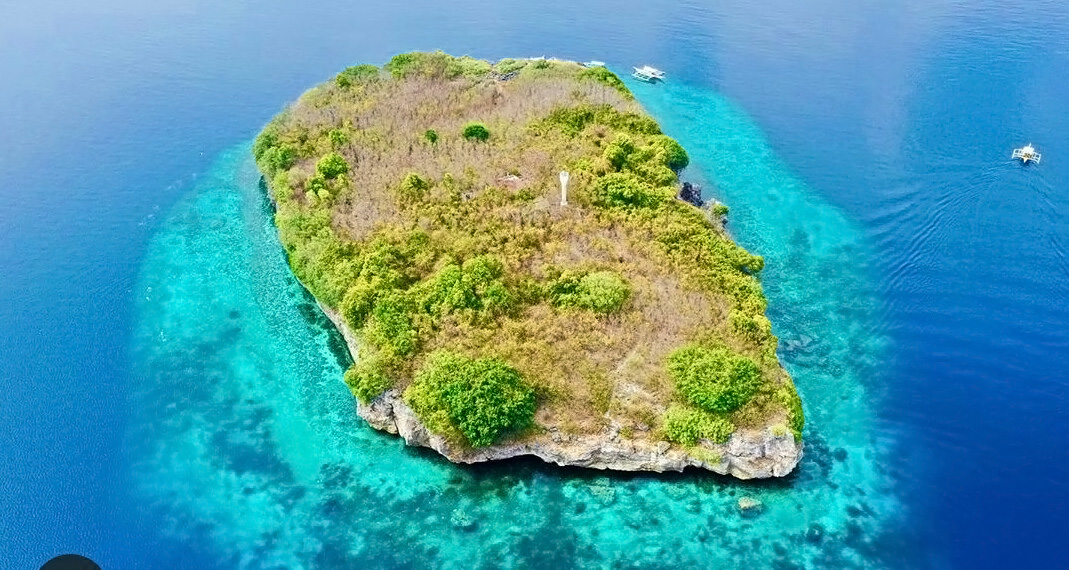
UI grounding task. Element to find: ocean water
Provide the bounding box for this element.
[3,1,1068,569]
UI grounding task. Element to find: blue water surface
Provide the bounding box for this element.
[1,1,1067,568]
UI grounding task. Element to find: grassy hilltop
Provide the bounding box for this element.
[254,52,803,455]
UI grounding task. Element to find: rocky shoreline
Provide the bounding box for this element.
[318,304,803,479]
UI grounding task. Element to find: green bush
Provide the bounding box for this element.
[340,282,377,328]
[416,255,512,320]
[336,64,380,87]
[651,135,689,171]
[404,351,536,447]
[775,386,805,439]
[494,58,528,75]
[462,122,490,142]
[423,129,439,144]
[547,270,630,314]
[366,291,419,356]
[261,144,297,173]
[667,345,762,413]
[590,172,663,209]
[384,52,490,80]
[578,67,632,99]
[662,405,735,445]
[343,356,394,403]
[316,152,350,179]
[398,172,431,201]
[328,128,350,148]
[447,56,493,79]
[730,311,773,345]
[540,106,597,137]
[603,134,636,170]
[253,130,278,161]
[383,52,425,77]
[712,203,729,217]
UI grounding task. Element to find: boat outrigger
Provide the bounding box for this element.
[632,65,665,82]
[1012,143,1041,164]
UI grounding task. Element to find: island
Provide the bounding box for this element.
[253,52,803,479]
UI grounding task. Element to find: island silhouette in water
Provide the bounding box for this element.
[254,52,803,478]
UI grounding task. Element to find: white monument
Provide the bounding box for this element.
[559,170,570,206]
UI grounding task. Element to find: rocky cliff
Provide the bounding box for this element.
[320,305,803,479]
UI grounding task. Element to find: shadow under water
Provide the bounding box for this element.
[129,81,922,568]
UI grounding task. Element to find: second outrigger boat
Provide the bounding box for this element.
[1012,143,1041,164]
[632,65,665,82]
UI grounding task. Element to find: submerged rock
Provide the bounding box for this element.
[737,497,764,516]
[450,508,477,531]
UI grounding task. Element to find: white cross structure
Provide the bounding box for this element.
[559,170,570,206]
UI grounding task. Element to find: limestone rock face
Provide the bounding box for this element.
[322,304,803,479]
[358,389,802,479]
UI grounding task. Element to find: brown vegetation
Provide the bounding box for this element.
[254,52,804,450]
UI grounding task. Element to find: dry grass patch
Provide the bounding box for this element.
[255,52,805,448]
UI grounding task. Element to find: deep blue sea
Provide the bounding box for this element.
[2,1,1067,568]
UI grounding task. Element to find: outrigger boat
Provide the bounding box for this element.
[1012,143,1041,164]
[632,65,665,82]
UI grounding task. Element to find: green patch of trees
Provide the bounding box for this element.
[661,405,735,445]
[462,122,490,142]
[405,351,536,447]
[336,64,380,88]
[316,152,350,179]
[343,355,394,403]
[545,270,631,314]
[667,345,762,413]
[578,66,633,99]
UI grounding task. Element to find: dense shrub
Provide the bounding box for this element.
[730,310,773,345]
[340,282,377,328]
[328,128,350,148]
[540,106,597,137]
[494,58,528,75]
[336,64,379,87]
[662,405,735,445]
[546,270,630,314]
[343,356,393,403]
[651,135,689,171]
[383,52,425,77]
[578,66,632,99]
[667,345,762,413]
[415,255,512,320]
[462,122,490,142]
[316,152,350,179]
[603,134,636,171]
[253,129,279,161]
[365,291,419,356]
[260,144,297,173]
[404,351,536,447]
[775,386,805,439]
[385,52,491,79]
[423,129,439,144]
[590,172,664,209]
[398,172,431,201]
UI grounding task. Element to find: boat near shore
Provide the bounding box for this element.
[632,65,665,82]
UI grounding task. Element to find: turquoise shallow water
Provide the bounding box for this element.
[130,82,914,568]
